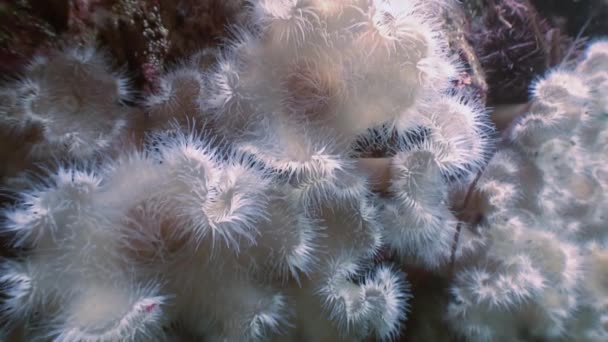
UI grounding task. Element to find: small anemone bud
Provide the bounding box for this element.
[212,280,292,341]
[342,57,421,137]
[224,26,263,65]
[203,161,270,250]
[382,199,456,269]
[360,265,411,340]
[591,163,608,194]
[382,150,457,268]
[479,149,523,182]
[390,149,445,203]
[536,151,603,219]
[509,112,564,154]
[476,178,520,217]
[189,47,220,70]
[145,66,206,129]
[98,151,165,210]
[148,131,219,237]
[318,195,383,261]
[319,257,410,340]
[454,256,545,311]
[201,52,254,136]
[151,131,268,250]
[577,40,608,77]
[414,95,492,178]
[0,260,34,331]
[416,55,460,91]
[531,71,591,108]
[318,255,365,332]
[1,46,133,159]
[0,80,39,131]
[582,244,608,309]
[2,167,101,248]
[244,187,320,281]
[49,281,168,342]
[355,0,433,59]
[118,203,190,264]
[202,52,244,114]
[577,42,608,113]
[276,57,412,142]
[589,76,608,114]
[280,58,347,124]
[250,0,319,46]
[529,71,590,131]
[289,159,370,211]
[235,293,291,341]
[489,219,581,301]
[446,257,545,341]
[523,232,581,293]
[237,118,350,193]
[236,293,290,341]
[535,138,581,179]
[475,150,525,216]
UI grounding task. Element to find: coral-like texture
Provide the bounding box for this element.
[446,40,608,341]
[0,46,135,187]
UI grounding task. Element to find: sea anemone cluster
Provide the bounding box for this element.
[0,0,492,341]
[0,0,606,341]
[447,40,608,341]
